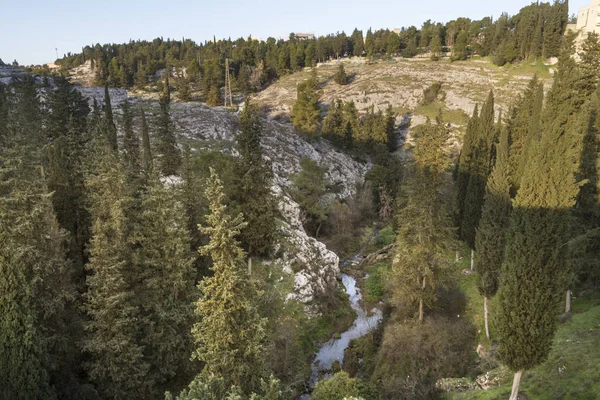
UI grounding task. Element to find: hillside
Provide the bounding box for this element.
[253,57,553,127]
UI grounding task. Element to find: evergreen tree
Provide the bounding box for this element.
[474,126,512,340]
[351,28,364,57]
[291,70,321,134]
[391,115,453,322]
[231,100,278,266]
[291,158,329,238]
[192,169,267,395]
[454,104,478,236]
[44,77,91,282]
[0,78,79,400]
[452,30,468,61]
[365,28,374,59]
[461,91,496,269]
[140,107,154,174]
[132,174,197,396]
[83,141,149,400]
[333,63,347,85]
[103,84,117,152]
[507,75,544,193]
[496,36,588,400]
[121,98,141,178]
[155,77,182,176]
[385,105,396,152]
[430,27,443,61]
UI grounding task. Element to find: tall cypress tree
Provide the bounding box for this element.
[231,100,278,269]
[455,104,479,232]
[474,125,512,340]
[461,91,496,269]
[496,36,587,400]
[191,169,267,395]
[391,115,454,322]
[83,140,149,400]
[156,76,181,176]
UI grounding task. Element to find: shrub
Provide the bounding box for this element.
[334,63,348,85]
[312,371,359,400]
[421,82,443,105]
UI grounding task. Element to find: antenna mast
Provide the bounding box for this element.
[224,58,233,108]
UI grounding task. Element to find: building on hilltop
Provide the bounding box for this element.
[294,33,315,40]
[567,0,600,47]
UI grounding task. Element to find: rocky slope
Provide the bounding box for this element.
[81,88,369,310]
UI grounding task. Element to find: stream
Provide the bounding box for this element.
[301,267,383,397]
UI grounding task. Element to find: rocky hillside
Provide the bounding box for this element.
[253,56,554,126]
[81,88,369,310]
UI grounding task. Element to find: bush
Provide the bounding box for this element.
[421,82,443,105]
[334,63,348,85]
[373,316,476,399]
[312,371,359,400]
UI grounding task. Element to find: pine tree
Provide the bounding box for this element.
[496,36,588,400]
[156,77,182,176]
[291,70,321,134]
[474,126,512,340]
[461,91,496,269]
[391,115,454,322]
[83,140,149,400]
[231,100,278,266]
[430,27,443,61]
[45,77,91,277]
[132,174,197,395]
[333,63,347,85]
[292,158,329,238]
[385,105,396,152]
[192,169,267,395]
[103,84,117,152]
[351,28,364,57]
[121,98,141,178]
[140,107,154,174]
[0,77,79,400]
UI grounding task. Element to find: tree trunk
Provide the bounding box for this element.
[315,221,322,239]
[247,256,252,276]
[565,289,571,314]
[455,250,460,262]
[418,276,426,323]
[509,370,523,400]
[484,296,490,340]
[471,249,475,271]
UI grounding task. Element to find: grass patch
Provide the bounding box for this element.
[415,102,469,126]
[364,263,389,304]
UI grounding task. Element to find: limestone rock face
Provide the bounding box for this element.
[146,101,367,306]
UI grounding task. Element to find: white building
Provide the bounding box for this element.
[567,0,600,46]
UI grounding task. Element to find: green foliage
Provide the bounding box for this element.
[192,169,267,394]
[121,99,141,178]
[391,116,454,321]
[334,63,348,85]
[291,71,321,134]
[496,37,588,376]
[460,91,496,250]
[131,174,197,394]
[155,78,182,176]
[421,82,443,105]
[291,158,329,237]
[312,371,360,400]
[83,141,149,400]
[103,85,117,151]
[231,100,278,257]
[475,127,511,302]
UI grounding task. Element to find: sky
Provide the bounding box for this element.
[1,0,591,66]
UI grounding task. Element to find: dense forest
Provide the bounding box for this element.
[2,0,600,399]
[40,0,569,104]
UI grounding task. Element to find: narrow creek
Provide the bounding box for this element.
[301,260,383,397]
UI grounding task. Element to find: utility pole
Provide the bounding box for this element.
[224,58,233,108]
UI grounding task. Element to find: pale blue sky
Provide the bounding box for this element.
[1,0,589,66]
